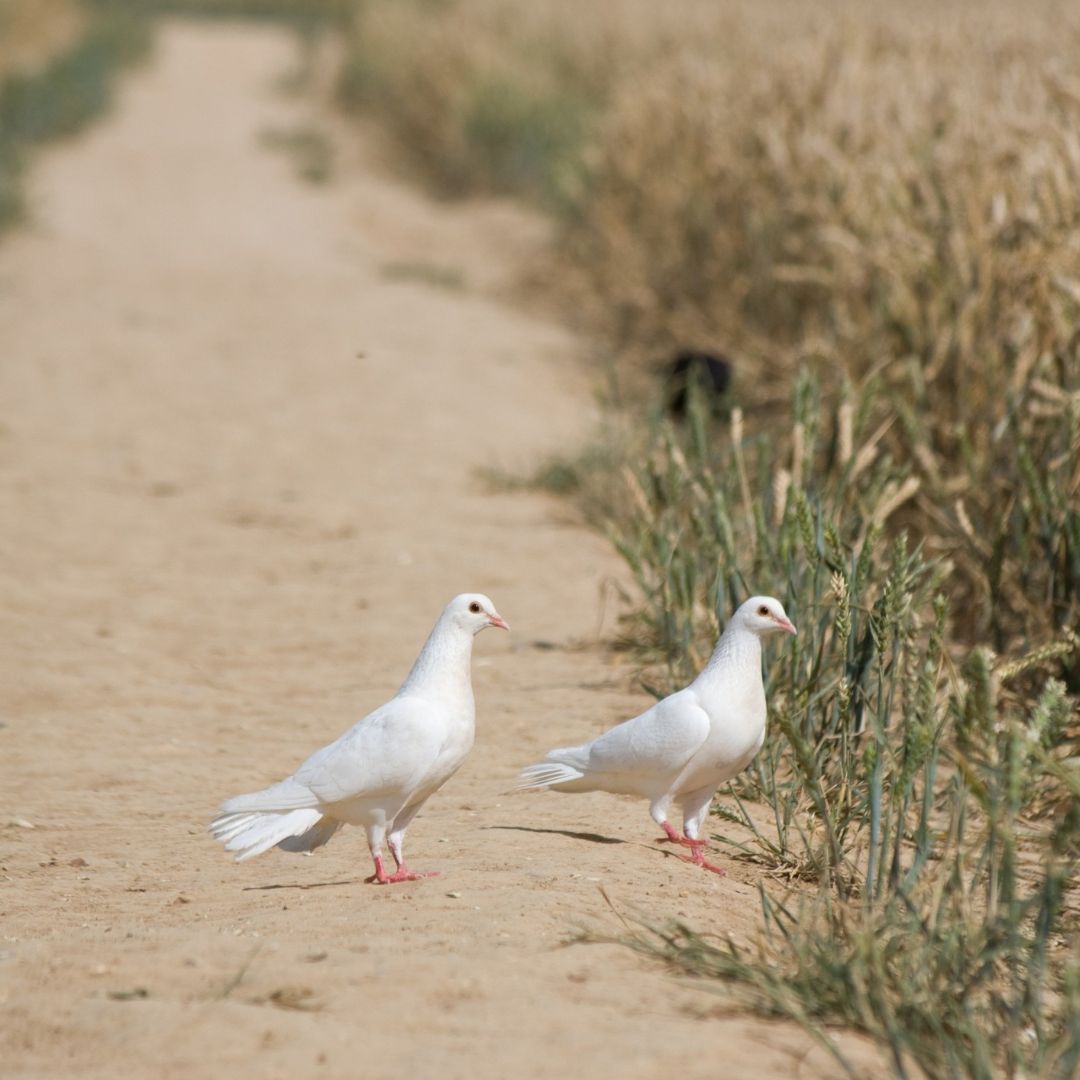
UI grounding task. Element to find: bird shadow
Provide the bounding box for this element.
[487,825,712,866]
[241,878,359,892]
[484,824,624,846]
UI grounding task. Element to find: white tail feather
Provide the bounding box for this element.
[210,811,264,843]
[210,807,324,862]
[518,760,586,790]
[217,778,317,816]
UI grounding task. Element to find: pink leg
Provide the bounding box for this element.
[656,820,699,847]
[365,854,390,885]
[656,821,726,876]
[365,854,438,885]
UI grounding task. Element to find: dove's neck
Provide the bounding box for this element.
[400,619,475,702]
[695,625,761,687]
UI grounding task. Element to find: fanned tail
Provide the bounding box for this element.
[215,778,315,815]
[518,748,590,792]
[209,806,327,862]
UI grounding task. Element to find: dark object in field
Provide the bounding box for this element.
[664,350,733,417]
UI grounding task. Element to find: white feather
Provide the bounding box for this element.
[217,808,325,862]
[518,760,585,790]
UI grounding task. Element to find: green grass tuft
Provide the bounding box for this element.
[584,378,1079,1075]
[0,2,151,233]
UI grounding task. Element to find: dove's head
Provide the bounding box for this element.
[736,596,797,637]
[447,593,510,635]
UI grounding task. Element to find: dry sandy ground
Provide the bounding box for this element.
[0,21,881,1079]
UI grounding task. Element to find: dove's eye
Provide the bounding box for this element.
[468,602,482,614]
[757,605,770,616]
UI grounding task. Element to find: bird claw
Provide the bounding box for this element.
[656,833,704,850]
[656,824,726,874]
[366,866,439,885]
[678,850,727,876]
[387,867,439,884]
[656,823,706,850]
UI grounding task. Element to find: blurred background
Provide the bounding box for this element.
[6,0,1076,655]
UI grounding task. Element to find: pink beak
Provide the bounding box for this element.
[776,616,797,635]
[488,613,510,632]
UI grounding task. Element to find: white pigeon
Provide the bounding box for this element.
[211,593,509,885]
[519,595,795,875]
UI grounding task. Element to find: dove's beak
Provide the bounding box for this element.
[776,617,797,635]
[488,613,510,632]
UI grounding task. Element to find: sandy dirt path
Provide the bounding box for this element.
[0,21,875,1079]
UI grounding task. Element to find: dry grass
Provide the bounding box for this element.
[561,3,1080,658]
[0,0,84,80]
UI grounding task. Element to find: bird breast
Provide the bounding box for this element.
[684,679,767,787]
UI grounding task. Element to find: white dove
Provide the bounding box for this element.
[211,593,508,885]
[519,595,795,875]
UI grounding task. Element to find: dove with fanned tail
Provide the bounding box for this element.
[211,593,508,885]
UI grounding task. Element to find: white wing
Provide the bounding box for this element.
[292,694,448,806]
[522,688,712,798]
[586,689,710,776]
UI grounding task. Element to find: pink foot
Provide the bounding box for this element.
[367,851,439,885]
[656,823,726,875]
[385,865,439,884]
[369,855,419,881]
[656,821,703,849]
[679,848,727,876]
